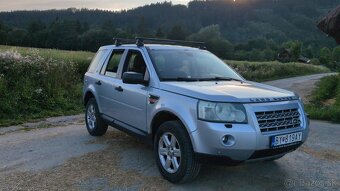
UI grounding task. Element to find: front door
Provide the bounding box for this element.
[114,50,149,132]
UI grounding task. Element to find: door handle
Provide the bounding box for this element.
[115,86,123,92]
[95,80,102,85]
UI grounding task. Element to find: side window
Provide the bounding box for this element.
[88,50,105,73]
[104,50,124,78]
[123,51,147,76]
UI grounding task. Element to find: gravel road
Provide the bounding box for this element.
[0,73,339,191]
[265,73,338,103]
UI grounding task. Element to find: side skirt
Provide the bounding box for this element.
[101,114,153,145]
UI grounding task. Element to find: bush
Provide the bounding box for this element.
[310,75,338,103]
[0,51,83,126]
[309,58,320,65]
[306,74,340,123]
[305,105,340,123]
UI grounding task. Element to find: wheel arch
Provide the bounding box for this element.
[84,91,95,106]
[83,88,103,113]
[150,110,192,142]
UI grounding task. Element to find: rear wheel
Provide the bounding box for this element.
[85,98,108,136]
[154,120,201,183]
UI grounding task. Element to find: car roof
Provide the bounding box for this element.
[99,44,201,51]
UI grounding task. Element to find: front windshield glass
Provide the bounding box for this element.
[149,49,243,81]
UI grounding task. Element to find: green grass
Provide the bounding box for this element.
[0,45,333,126]
[305,74,340,123]
[226,60,331,82]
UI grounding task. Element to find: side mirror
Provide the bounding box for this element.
[122,72,148,85]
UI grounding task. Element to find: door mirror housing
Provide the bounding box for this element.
[122,72,148,85]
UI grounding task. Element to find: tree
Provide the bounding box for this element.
[25,20,46,47]
[8,29,26,46]
[45,19,82,50]
[0,21,7,44]
[331,46,340,70]
[263,49,275,61]
[281,40,302,61]
[168,25,186,40]
[137,16,147,36]
[302,45,314,58]
[332,46,340,62]
[28,20,45,33]
[319,47,332,66]
[189,25,233,58]
[155,27,164,38]
[79,29,112,51]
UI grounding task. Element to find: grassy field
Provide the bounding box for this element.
[227,60,330,82]
[0,45,94,78]
[0,45,332,126]
[305,74,340,122]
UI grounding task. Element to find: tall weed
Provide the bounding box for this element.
[0,51,82,124]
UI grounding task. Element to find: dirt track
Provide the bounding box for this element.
[0,73,339,191]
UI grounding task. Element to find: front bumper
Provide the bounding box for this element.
[189,100,309,161]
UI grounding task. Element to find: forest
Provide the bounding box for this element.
[0,0,339,69]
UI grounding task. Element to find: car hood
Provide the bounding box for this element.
[159,81,297,103]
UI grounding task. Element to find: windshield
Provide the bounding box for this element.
[149,49,243,82]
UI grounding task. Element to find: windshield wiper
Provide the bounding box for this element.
[161,77,200,82]
[162,77,244,82]
[199,77,244,82]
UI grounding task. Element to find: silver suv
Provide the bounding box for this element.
[83,38,309,183]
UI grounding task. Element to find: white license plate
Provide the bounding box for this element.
[270,132,302,148]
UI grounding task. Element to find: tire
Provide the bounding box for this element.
[85,98,108,136]
[154,120,201,183]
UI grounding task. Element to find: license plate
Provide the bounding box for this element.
[270,132,302,148]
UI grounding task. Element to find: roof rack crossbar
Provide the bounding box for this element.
[135,37,206,49]
[113,38,135,46]
[113,37,207,49]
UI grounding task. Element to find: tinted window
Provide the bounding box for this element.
[104,50,124,78]
[88,50,105,73]
[124,51,147,76]
[149,49,243,81]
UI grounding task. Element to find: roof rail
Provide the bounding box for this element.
[135,37,206,49]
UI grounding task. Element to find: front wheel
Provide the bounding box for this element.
[154,121,201,183]
[85,98,108,136]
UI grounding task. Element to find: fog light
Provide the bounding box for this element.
[221,135,235,146]
[222,136,229,144]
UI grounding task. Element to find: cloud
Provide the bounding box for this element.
[0,0,190,11]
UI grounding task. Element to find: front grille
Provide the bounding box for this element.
[255,108,301,132]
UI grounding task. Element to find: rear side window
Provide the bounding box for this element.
[104,50,124,78]
[88,50,106,73]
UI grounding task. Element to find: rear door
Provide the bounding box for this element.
[114,49,149,132]
[96,49,126,118]
[84,49,110,111]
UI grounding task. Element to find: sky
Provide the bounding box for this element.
[0,0,191,12]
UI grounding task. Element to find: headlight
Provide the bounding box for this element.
[294,92,304,110]
[198,101,247,123]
